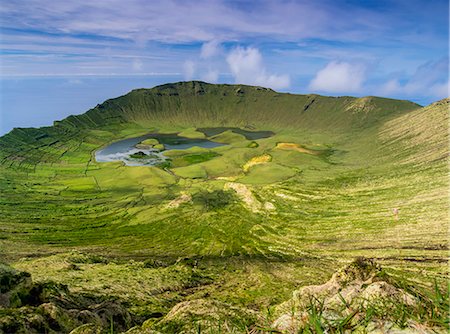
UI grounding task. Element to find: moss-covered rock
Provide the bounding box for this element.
[151,299,257,333]
[0,265,135,334]
[0,264,32,308]
[273,258,420,333]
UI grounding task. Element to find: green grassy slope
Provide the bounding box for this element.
[0,82,447,333]
[0,81,419,167]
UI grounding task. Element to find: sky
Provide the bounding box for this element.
[0,0,448,135]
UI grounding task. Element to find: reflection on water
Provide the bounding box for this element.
[95,128,274,167]
[95,133,225,166]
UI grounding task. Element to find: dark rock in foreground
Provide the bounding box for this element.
[0,264,132,333]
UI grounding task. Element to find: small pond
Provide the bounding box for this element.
[95,128,274,166]
[95,133,226,166]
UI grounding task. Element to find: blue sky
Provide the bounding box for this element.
[0,0,448,134]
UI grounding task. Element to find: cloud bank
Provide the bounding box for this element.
[180,44,290,89]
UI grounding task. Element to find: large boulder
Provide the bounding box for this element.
[272,258,428,333]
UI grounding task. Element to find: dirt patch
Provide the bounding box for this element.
[216,175,240,181]
[276,142,319,155]
[224,182,262,212]
[264,202,276,211]
[345,97,376,113]
[242,154,272,172]
[166,193,192,209]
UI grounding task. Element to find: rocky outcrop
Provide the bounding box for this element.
[0,264,133,333]
[272,258,445,333]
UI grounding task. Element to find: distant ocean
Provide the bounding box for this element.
[0,75,180,135]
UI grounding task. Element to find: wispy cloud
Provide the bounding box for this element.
[0,0,447,103]
[379,58,449,99]
[182,60,196,80]
[2,0,445,47]
[201,69,220,83]
[226,47,290,89]
[200,40,222,59]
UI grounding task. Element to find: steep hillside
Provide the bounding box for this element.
[0,82,447,333]
[379,98,449,164]
[0,81,419,167]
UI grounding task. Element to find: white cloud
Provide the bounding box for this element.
[309,61,366,93]
[201,69,219,83]
[379,58,449,100]
[200,40,221,59]
[183,60,196,80]
[380,79,449,100]
[226,47,290,89]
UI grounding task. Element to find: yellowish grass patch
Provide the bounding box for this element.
[276,142,319,155]
[242,154,272,172]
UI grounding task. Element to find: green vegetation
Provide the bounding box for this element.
[192,189,236,210]
[178,127,207,139]
[183,151,220,164]
[270,258,449,333]
[0,82,447,333]
[129,151,149,159]
[210,130,247,144]
[168,151,221,168]
[136,138,160,149]
[140,138,159,146]
[153,143,165,150]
